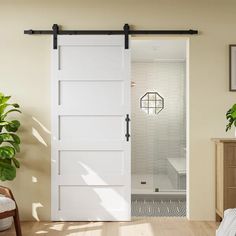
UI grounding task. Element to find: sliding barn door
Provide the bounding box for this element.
[51,35,131,221]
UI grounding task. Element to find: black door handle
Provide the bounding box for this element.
[125,114,130,141]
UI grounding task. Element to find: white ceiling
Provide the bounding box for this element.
[131,39,186,62]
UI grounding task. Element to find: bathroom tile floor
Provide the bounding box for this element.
[131,199,186,217]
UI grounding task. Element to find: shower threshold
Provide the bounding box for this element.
[132,189,186,195]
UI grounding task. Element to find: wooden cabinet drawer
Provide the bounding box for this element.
[227,167,236,187]
[226,188,236,209]
[224,143,236,166]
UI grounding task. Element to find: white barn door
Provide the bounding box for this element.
[51,35,131,221]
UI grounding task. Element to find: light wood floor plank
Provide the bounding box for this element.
[0,218,219,236]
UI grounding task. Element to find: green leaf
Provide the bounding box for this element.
[0,121,9,126]
[0,104,8,114]
[0,133,14,142]
[0,161,16,181]
[0,133,20,143]
[0,96,11,104]
[1,158,11,165]
[226,104,236,132]
[0,93,4,101]
[0,93,21,180]
[231,110,236,119]
[232,104,236,111]
[0,134,21,152]
[0,103,20,116]
[226,124,231,132]
[1,109,21,120]
[5,120,20,132]
[10,142,20,152]
[12,158,20,168]
[0,146,15,159]
[226,109,231,116]
[10,133,20,144]
[11,103,20,108]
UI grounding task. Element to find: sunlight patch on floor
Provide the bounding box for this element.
[35,230,48,234]
[120,222,154,236]
[67,222,103,230]
[66,228,102,236]
[49,223,65,231]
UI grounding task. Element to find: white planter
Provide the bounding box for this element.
[0,217,13,231]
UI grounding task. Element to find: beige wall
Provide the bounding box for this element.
[0,0,236,221]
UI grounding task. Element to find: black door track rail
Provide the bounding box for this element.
[24,23,198,50]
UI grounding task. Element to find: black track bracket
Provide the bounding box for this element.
[123,24,130,49]
[52,24,59,50]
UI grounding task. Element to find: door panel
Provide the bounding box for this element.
[59,81,124,110]
[57,37,126,81]
[51,35,130,221]
[58,186,129,221]
[59,150,124,175]
[59,116,124,142]
[59,46,124,72]
[60,186,126,210]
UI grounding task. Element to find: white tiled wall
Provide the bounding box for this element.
[131,62,186,175]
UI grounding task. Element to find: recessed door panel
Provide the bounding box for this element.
[59,81,124,114]
[59,150,124,175]
[60,186,127,210]
[59,116,124,142]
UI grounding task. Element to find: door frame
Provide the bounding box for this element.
[130,36,190,219]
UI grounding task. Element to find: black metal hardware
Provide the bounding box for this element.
[24,28,198,35]
[52,24,59,50]
[125,114,130,142]
[24,24,198,49]
[123,24,130,49]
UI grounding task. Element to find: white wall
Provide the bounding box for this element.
[131,62,186,176]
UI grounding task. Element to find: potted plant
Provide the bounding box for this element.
[0,92,21,230]
[226,104,236,136]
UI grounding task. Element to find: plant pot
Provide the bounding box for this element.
[0,217,13,231]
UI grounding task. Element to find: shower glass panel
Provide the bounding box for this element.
[152,62,186,192]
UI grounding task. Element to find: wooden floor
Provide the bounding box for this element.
[0,218,219,236]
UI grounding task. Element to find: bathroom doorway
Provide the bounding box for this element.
[130,38,188,217]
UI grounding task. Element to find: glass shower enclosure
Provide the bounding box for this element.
[131,39,187,195]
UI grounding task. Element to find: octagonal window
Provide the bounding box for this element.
[140,92,164,115]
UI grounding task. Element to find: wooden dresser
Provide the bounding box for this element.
[212,138,236,221]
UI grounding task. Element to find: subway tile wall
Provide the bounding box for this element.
[131,62,186,175]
